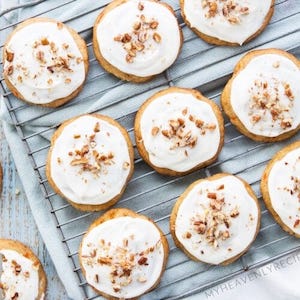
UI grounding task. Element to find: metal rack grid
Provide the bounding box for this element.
[0,0,300,299]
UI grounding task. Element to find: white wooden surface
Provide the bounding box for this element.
[0,123,69,299]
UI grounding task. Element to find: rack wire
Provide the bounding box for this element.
[0,0,300,299]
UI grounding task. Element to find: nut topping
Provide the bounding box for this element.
[11,260,22,276]
[11,292,19,300]
[57,22,63,30]
[153,32,161,43]
[94,122,100,132]
[151,126,159,136]
[293,219,300,228]
[150,107,217,151]
[248,76,295,129]
[5,49,14,62]
[207,192,217,199]
[189,184,240,248]
[138,256,148,265]
[138,2,144,11]
[150,21,158,29]
[5,65,14,76]
[138,276,147,283]
[202,0,249,24]
[94,274,99,283]
[68,124,116,176]
[113,2,161,63]
[82,236,161,294]
[230,207,239,218]
[41,37,49,45]
[122,161,130,170]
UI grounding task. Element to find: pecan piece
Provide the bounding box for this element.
[41,37,49,45]
[151,126,159,136]
[294,219,300,228]
[5,65,14,76]
[150,21,159,29]
[153,32,161,43]
[138,256,148,265]
[5,49,14,62]
[138,2,144,10]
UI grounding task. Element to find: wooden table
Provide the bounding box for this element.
[0,124,69,299]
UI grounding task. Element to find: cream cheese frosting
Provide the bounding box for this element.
[268,146,300,235]
[139,92,221,172]
[174,175,259,264]
[95,0,181,77]
[80,216,165,298]
[230,54,300,137]
[3,20,86,104]
[0,249,40,300]
[49,115,132,205]
[182,0,273,45]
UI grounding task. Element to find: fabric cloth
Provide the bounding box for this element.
[188,250,300,300]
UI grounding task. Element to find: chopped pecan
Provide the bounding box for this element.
[57,22,63,30]
[98,257,112,265]
[151,126,159,136]
[47,66,54,73]
[123,161,130,170]
[182,108,188,116]
[94,274,99,283]
[133,21,141,30]
[11,292,19,300]
[138,2,144,10]
[161,129,170,138]
[195,119,204,128]
[280,120,292,129]
[207,192,217,199]
[293,219,300,228]
[70,158,89,166]
[230,208,239,218]
[41,37,49,45]
[153,32,161,43]
[5,65,13,76]
[126,54,134,63]
[150,21,159,29]
[5,49,14,62]
[138,256,148,265]
[122,33,132,43]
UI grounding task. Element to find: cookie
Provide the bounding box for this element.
[79,208,169,299]
[3,17,88,107]
[134,87,224,176]
[46,114,134,211]
[221,49,300,142]
[261,141,300,238]
[170,173,260,265]
[0,239,47,300]
[93,0,182,82]
[180,0,274,46]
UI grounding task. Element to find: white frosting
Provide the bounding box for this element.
[0,249,40,300]
[268,146,300,235]
[182,0,272,45]
[80,216,165,298]
[49,115,132,205]
[174,175,259,264]
[4,21,86,104]
[139,92,221,172]
[96,0,181,77]
[230,54,300,137]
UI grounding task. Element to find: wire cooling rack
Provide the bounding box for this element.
[0,0,300,299]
